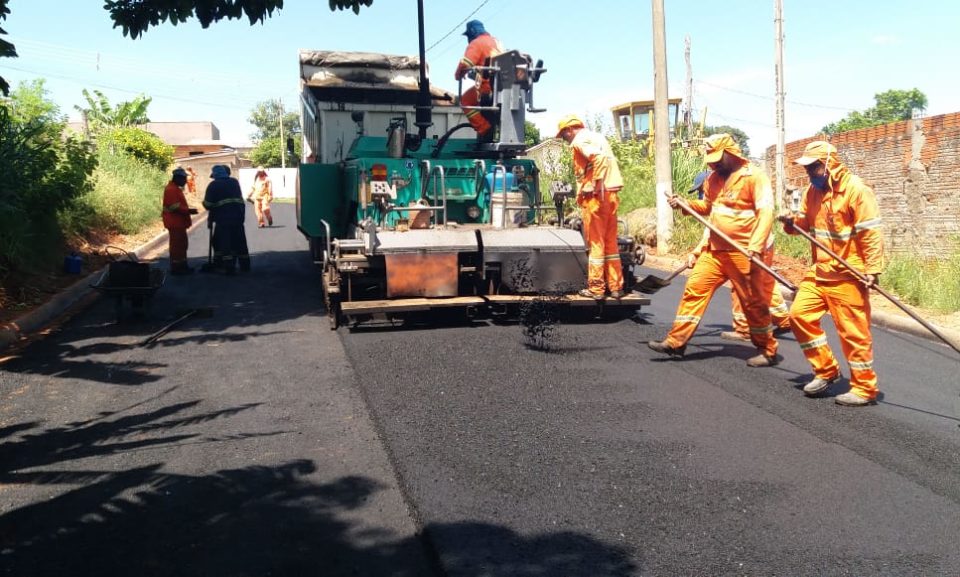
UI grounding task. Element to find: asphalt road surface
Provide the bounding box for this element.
[2,204,958,576]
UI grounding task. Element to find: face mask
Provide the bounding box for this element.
[809,174,829,190]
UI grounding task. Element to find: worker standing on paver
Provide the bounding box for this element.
[648,134,779,366]
[780,141,884,406]
[455,19,503,141]
[162,167,197,275]
[556,114,625,300]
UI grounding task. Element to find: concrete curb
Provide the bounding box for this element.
[642,253,960,348]
[0,215,209,353]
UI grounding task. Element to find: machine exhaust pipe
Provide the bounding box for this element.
[414,0,432,144]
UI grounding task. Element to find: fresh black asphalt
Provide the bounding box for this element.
[2,203,958,576]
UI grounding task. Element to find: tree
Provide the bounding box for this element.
[0,0,375,94]
[74,89,152,134]
[0,0,15,95]
[523,121,540,148]
[822,88,927,135]
[248,99,301,167]
[703,125,750,157]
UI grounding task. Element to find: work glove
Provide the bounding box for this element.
[777,213,795,230]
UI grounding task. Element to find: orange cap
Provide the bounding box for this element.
[703,133,745,163]
[794,140,837,165]
[556,114,585,138]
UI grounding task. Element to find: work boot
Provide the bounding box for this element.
[578,288,604,301]
[746,353,780,367]
[834,391,875,406]
[648,340,686,358]
[802,374,840,396]
[720,331,751,343]
[608,289,625,299]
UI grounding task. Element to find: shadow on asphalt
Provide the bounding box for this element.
[0,399,637,577]
[0,247,325,386]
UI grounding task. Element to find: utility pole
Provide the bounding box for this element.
[684,35,693,139]
[278,98,286,170]
[652,0,673,251]
[774,0,785,211]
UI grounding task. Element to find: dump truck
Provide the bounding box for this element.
[296,9,648,328]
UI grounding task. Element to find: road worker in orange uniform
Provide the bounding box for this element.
[687,170,791,342]
[162,167,197,275]
[781,141,884,406]
[185,166,198,194]
[649,134,779,367]
[249,166,274,228]
[556,114,625,300]
[455,20,503,140]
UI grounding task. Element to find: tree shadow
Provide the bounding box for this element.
[0,400,262,477]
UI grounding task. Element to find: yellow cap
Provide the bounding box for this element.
[703,133,744,164]
[794,141,837,165]
[556,114,585,138]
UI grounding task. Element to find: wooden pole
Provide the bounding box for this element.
[652,0,673,251]
[774,0,785,212]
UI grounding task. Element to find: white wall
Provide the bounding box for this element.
[237,168,298,199]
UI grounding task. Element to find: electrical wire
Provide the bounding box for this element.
[696,79,857,112]
[425,0,490,53]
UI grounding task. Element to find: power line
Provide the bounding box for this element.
[696,80,857,112]
[425,0,490,53]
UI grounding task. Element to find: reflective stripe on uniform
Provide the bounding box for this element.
[811,227,853,241]
[854,217,883,232]
[203,198,245,208]
[848,359,874,371]
[798,335,829,350]
[163,203,181,212]
[712,204,756,218]
[673,314,701,324]
[749,324,774,334]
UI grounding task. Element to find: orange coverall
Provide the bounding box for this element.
[250,176,273,227]
[663,165,778,357]
[571,128,624,296]
[786,164,884,400]
[691,228,790,336]
[455,33,503,137]
[162,180,193,267]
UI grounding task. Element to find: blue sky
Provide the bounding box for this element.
[3,0,958,154]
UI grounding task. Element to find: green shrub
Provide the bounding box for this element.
[882,248,960,313]
[99,126,174,171]
[1,81,97,274]
[77,147,167,234]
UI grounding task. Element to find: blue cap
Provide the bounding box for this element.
[462,20,486,42]
[210,165,229,179]
[172,167,187,177]
[688,170,710,193]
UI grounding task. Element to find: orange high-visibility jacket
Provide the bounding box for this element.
[455,33,503,94]
[570,129,623,197]
[162,181,192,229]
[251,177,272,201]
[688,164,774,254]
[789,165,884,281]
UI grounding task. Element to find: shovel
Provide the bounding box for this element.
[637,263,689,294]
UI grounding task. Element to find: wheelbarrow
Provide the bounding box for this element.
[90,246,165,321]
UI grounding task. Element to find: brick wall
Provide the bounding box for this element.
[765,111,960,257]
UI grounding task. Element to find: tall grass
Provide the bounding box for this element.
[881,248,960,313]
[66,148,167,236]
